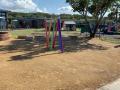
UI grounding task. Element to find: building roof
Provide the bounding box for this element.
[0,9,9,13]
[0,17,5,19]
[64,21,76,25]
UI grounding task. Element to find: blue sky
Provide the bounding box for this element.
[0,0,110,16]
[34,0,71,14]
[0,0,76,14]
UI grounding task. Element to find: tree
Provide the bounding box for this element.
[108,2,120,22]
[66,0,120,38]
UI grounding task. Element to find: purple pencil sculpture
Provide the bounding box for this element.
[57,16,64,53]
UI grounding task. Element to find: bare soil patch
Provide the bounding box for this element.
[0,38,120,90]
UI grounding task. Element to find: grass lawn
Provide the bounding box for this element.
[10,29,44,38]
[101,37,120,44]
[9,29,81,38]
[10,29,120,45]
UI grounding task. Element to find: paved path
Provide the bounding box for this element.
[98,79,120,90]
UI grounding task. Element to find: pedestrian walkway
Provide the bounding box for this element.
[98,79,120,90]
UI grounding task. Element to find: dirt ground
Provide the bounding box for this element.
[0,38,120,90]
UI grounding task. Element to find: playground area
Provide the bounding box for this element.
[0,0,120,89]
[0,29,120,90]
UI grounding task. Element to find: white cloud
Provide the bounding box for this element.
[0,0,43,13]
[58,6,79,14]
[43,8,49,13]
[58,6,73,12]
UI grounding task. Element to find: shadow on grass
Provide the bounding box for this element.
[0,36,108,61]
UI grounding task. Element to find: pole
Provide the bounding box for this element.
[50,19,56,50]
[52,21,58,48]
[45,20,49,48]
[57,16,64,52]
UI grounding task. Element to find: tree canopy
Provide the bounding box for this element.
[8,12,85,20]
[66,0,120,38]
[108,2,120,21]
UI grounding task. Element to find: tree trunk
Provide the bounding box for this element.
[90,32,95,38]
[89,22,100,38]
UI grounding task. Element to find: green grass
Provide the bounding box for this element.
[10,29,44,38]
[117,32,120,34]
[10,29,82,39]
[10,29,120,45]
[101,37,120,44]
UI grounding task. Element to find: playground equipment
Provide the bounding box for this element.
[45,17,64,52]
